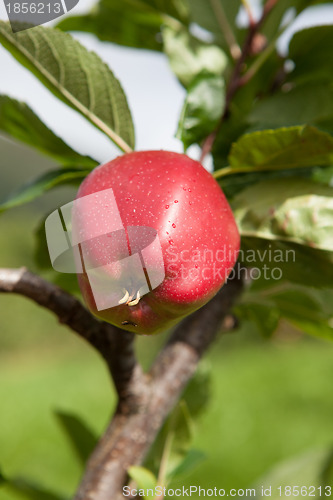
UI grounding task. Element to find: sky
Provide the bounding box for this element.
[0,1,333,166]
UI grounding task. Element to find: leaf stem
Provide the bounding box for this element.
[213,166,248,178]
[208,0,241,60]
[212,162,313,180]
[161,14,184,31]
[155,429,175,500]
[239,36,277,86]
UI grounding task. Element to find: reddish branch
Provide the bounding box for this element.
[0,266,244,499]
[200,0,280,163]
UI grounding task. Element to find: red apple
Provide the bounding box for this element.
[73,151,240,334]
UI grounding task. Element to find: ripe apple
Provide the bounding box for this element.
[73,151,240,334]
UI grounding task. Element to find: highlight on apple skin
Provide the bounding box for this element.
[73,150,240,335]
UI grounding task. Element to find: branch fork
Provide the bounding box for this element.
[0,266,244,499]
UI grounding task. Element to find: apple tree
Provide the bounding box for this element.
[0,0,333,498]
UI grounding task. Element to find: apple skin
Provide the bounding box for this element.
[74,151,240,334]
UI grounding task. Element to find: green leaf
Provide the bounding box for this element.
[116,0,189,23]
[252,287,333,342]
[322,450,333,485]
[57,7,162,52]
[181,364,211,418]
[255,447,333,499]
[33,217,80,293]
[261,0,296,40]
[34,216,54,271]
[0,168,90,212]
[144,365,210,481]
[127,466,157,494]
[169,400,194,451]
[288,25,333,84]
[290,318,333,342]
[0,473,65,500]
[163,24,227,87]
[57,0,188,51]
[0,468,5,484]
[275,286,333,341]
[247,26,333,134]
[249,82,333,134]
[233,178,333,251]
[271,289,324,320]
[157,401,195,482]
[0,22,135,152]
[187,0,241,54]
[212,115,249,173]
[0,96,98,168]
[228,126,333,173]
[55,411,98,465]
[214,135,333,198]
[212,43,283,172]
[177,73,225,149]
[261,0,333,41]
[313,165,333,186]
[144,400,194,480]
[236,302,280,338]
[168,449,206,481]
[218,165,326,199]
[240,237,333,290]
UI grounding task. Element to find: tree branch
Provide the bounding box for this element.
[74,268,244,500]
[0,267,141,400]
[200,0,280,163]
[0,266,244,499]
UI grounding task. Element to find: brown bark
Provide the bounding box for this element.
[0,266,244,499]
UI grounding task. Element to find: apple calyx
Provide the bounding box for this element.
[118,288,141,306]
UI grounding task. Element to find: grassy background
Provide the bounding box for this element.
[1,139,333,499]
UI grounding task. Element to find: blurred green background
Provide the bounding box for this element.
[1,137,333,499]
